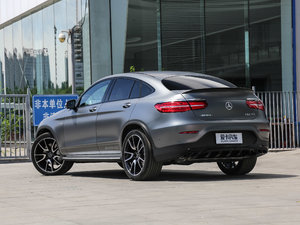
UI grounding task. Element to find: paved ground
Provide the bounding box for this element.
[0,150,300,225]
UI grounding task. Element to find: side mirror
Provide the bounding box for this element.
[66,99,77,110]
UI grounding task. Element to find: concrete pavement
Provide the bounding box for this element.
[0,150,300,225]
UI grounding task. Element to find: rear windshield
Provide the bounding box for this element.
[162,75,236,90]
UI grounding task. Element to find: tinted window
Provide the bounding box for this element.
[130,81,140,99]
[162,76,236,90]
[79,79,111,106]
[141,82,154,97]
[109,78,135,101]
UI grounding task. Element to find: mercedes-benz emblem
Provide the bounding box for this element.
[225,101,233,110]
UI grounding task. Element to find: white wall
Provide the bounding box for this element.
[0,0,48,25]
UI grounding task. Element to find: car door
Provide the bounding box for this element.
[96,78,138,154]
[62,79,112,155]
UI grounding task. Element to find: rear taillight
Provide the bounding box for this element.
[246,99,265,111]
[188,101,208,110]
[260,129,270,132]
[155,101,207,113]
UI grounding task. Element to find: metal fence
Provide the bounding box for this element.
[256,92,299,150]
[0,90,31,160]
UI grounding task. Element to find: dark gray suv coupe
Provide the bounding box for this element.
[31,71,269,180]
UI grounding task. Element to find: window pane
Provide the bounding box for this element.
[22,15,34,91]
[205,0,245,87]
[140,82,154,97]
[124,0,158,72]
[67,0,84,93]
[4,25,14,93]
[250,0,281,91]
[42,5,55,94]
[54,0,70,94]
[67,0,77,28]
[81,0,91,90]
[13,21,24,93]
[0,30,4,93]
[129,81,140,99]
[161,0,205,72]
[32,11,44,94]
[109,78,135,101]
[80,79,111,106]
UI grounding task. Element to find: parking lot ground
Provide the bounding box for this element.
[0,150,300,225]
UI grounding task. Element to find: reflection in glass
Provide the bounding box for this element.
[205,0,246,87]
[124,0,158,72]
[22,16,34,91]
[4,26,14,93]
[250,0,281,91]
[13,21,25,92]
[0,0,92,95]
[32,11,44,94]
[0,0,285,95]
[42,5,55,94]
[55,0,70,94]
[82,0,91,91]
[68,0,85,93]
[161,0,205,72]
[67,0,77,28]
[0,30,4,93]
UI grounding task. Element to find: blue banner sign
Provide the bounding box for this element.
[33,95,78,126]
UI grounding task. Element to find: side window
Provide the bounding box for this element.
[109,78,135,101]
[129,81,140,99]
[79,79,111,107]
[140,82,154,97]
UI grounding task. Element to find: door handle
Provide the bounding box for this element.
[89,107,97,112]
[123,102,131,108]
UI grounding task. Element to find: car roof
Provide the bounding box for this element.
[108,71,215,81]
[95,71,235,88]
[135,71,208,80]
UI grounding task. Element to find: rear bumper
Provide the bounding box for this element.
[152,129,269,163]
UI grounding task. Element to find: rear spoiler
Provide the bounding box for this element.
[183,87,253,94]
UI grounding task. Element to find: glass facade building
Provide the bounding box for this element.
[0,0,295,95]
[0,0,89,94]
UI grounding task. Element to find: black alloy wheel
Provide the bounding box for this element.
[31,133,73,175]
[217,156,257,175]
[122,130,162,180]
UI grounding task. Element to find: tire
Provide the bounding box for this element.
[122,129,162,181]
[217,156,257,175]
[31,132,73,175]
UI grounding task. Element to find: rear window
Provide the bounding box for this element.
[162,76,235,90]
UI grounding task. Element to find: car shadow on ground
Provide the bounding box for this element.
[68,169,297,182]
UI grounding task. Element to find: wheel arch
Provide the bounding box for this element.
[36,127,53,138]
[121,121,153,146]
[36,125,61,144]
[35,125,65,154]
